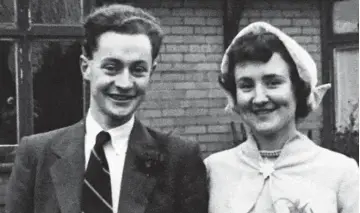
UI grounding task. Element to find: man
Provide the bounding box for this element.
[6,4,208,213]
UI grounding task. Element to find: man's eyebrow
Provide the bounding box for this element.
[130,60,150,69]
[132,60,148,64]
[101,58,121,63]
[101,58,148,65]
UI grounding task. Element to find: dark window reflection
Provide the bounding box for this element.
[0,41,16,144]
[32,41,83,133]
[0,0,15,23]
[30,0,81,24]
[96,0,121,6]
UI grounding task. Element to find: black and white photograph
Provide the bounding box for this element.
[0,0,358,213]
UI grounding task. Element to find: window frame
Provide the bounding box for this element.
[0,0,96,173]
[320,0,359,148]
[0,0,95,145]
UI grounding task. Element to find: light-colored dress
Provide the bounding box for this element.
[204,131,359,213]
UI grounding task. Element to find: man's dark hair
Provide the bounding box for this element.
[83,4,164,60]
[219,32,312,119]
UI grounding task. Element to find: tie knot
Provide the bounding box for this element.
[95,131,111,149]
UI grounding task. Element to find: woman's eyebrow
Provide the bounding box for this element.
[236,77,252,83]
[262,74,286,80]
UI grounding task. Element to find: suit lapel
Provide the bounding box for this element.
[118,119,164,213]
[50,121,85,213]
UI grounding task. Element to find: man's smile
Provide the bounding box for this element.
[108,93,137,102]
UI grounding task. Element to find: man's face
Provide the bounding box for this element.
[81,32,153,127]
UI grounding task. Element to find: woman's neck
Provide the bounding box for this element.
[251,122,297,151]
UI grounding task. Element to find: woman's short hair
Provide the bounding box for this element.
[219,32,312,119]
[83,4,164,61]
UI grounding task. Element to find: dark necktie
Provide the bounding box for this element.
[81,131,113,213]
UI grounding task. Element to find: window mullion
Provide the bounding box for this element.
[16,0,33,141]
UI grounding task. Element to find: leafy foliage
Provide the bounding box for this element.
[330,101,359,164]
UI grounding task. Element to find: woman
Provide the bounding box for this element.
[205,22,358,213]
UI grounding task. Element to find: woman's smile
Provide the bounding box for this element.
[251,107,277,116]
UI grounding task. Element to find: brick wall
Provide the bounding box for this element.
[134,0,324,157]
[133,0,235,157]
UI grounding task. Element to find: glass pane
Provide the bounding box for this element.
[30,0,82,24]
[333,46,359,130]
[333,0,359,34]
[0,145,16,210]
[31,40,84,134]
[0,41,17,144]
[0,0,15,23]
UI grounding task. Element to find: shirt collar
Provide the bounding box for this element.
[85,112,135,154]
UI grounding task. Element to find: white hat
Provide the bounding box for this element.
[220,21,331,113]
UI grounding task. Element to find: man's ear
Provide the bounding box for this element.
[150,61,157,76]
[80,55,90,80]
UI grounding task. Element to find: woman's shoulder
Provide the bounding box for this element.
[204,144,246,168]
[296,132,357,171]
[316,145,358,171]
[205,146,236,162]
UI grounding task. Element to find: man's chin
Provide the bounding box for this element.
[104,110,134,126]
[103,99,143,121]
[109,109,135,119]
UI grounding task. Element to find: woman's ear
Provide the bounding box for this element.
[311,83,331,110]
[80,55,90,80]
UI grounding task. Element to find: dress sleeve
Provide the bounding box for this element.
[337,158,359,213]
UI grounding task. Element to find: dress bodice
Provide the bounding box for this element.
[205,132,359,213]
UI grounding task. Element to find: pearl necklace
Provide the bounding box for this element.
[259,149,282,158]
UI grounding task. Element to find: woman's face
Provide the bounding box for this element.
[233,52,297,136]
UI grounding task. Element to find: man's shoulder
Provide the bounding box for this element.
[20,121,83,150]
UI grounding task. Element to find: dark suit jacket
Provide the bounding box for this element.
[6,119,208,213]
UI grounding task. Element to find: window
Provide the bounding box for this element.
[321,0,359,147]
[333,0,359,34]
[0,0,15,24]
[333,46,359,130]
[32,40,84,134]
[0,40,17,145]
[0,0,96,173]
[30,0,82,24]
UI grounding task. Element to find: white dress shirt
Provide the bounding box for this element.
[85,113,135,213]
